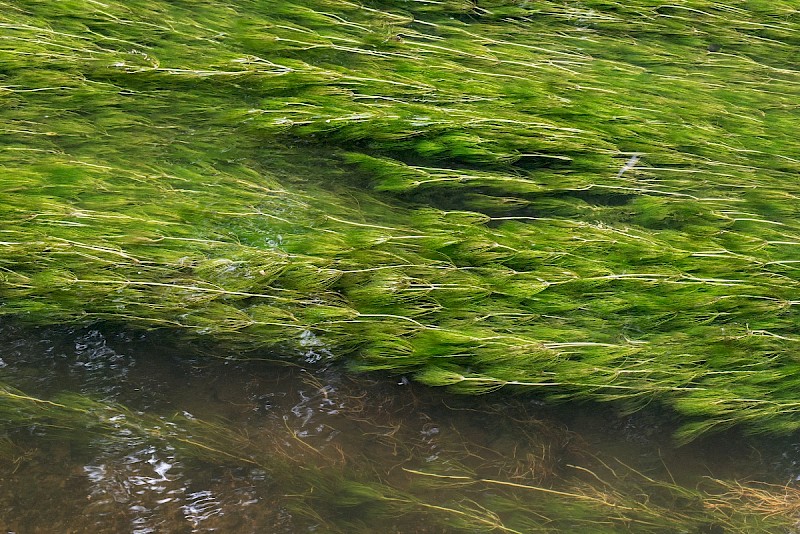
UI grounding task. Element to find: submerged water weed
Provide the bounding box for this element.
[1,0,799,442]
[1,377,798,533]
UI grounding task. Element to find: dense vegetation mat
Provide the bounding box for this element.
[1,0,799,443]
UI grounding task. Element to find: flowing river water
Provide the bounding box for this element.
[1,320,798,532]
[3,1,800,531]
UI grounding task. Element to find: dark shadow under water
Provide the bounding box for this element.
[0,320,797,533]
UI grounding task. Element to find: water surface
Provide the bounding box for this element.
[1,321,795,532]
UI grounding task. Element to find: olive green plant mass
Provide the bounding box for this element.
[2,0,799,451]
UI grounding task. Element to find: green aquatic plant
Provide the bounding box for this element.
[1,0,799,444]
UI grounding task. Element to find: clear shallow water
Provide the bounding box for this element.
[0,320,797,533]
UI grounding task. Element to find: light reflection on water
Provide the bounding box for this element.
[0,321,797,532]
